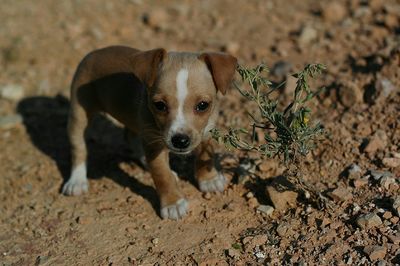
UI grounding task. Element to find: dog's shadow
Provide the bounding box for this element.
[17,95,164,212]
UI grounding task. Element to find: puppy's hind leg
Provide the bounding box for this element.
[62,104,91,196]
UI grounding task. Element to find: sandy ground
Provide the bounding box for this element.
[0,0,399,265]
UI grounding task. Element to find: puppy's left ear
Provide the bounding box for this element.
[131,48,166,88]
[198,52,238,95]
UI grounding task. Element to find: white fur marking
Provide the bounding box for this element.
[171,68,189,131]
[70,163,87,180]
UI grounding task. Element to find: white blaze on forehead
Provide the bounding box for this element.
[171,68,189,131]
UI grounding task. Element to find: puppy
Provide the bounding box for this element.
[62,46,237,220]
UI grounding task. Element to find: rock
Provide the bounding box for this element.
[393,196,400,217]
[142,8,169,28]
[247,197,259,209]
[363,245,386,261]
[322,2,347,23]
[364,130,388,154]
[276,223,291,237]
[338,82,363,108]
[346,163,362,179]
[379,175,396,190]
[249,234,268,247]
[258,160,278,173]
[0,114,23,129]
[222,42,240,55]
[369,0,384,11]
[151,238,159,245]
[0,84,24,101]
[356,213,382,229]
[257,205,274,216]
[245,192,254,199]
[76,216,93,225]
[382,157,400,168]
[298,25,317,45]
[266,186,297,211]
[369,170,391,181]
[271,61,293,79]
[329,187,353,202]
[388,233,400,244]
[203,192,212,200]
[226,248,240,259]
[354,177,369,188]
[35,255,49,265]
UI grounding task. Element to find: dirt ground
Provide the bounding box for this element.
[0,0,399,265]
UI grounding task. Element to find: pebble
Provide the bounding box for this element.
[247,197,259,209]
[0,114,23,129]
[369,170,391,181]
[257,205,274,216]
[329,187,353,202]
[151,238,159,245]
[226,248,240,259]
[298,25,317,45]
[270,61,293,79]
[322,2,347,23]
[142,8,169,28]
[338,82,363,108]
[356,213,382,229]
[266,186,298,211]
[382,157,400,168]
[363,130,388,154]
[203,192,212,200]
[222,42,240,55]
[354,177,369,188]
[393,196,400,217]
[245,192,254,199]
[35,255,49,265]
[346,163,362,179]
[379,175,396,190]
[375,78,396,103]
[363,245,387,261]
[0,84,25,101]
[76,216,93,225]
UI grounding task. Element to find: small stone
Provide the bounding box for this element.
[380,175,396,190]
[270,61,293,79]
[0,114,23,129]
[245,192,254,199]
[369,0,384,11]
[338,82,363,108]
[226,248,240,259]
[298,25,318,45]
[356,213,382,229]
[76,216,93,225]
[393,196,400,217]
[329,187,353,202]
[257,159,278,173]
[363,245,386,261]
[142,8,169,28]
[364,130,388,154]
[249,234,268,247]
[369,170,391,181]
[382,157,400,168]
[354,177,369,188]
[388,233,400,244]
[346,164,362,179]
[0,84,24,101]
[375,78,397,102]
[222,42,240,55]
[151,238,159,245]
[266,186,297,211]
[276,223,291,237]
[382,211,392,219]
[322,2,347,23]
[203,192,212,200]
[247,197,259,209]
[257,205,274,216]
[35,255,49,265]
[391,216,399,224]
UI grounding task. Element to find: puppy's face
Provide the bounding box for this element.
[149,53,219,154]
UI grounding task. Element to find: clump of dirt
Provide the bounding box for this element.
[0,0,399,265]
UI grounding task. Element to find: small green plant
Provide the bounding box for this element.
[211,63,325,163]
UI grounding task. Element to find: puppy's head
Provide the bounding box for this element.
[144,51,237,154]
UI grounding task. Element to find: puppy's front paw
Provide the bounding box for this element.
[160,198,188,220]
[199,173,227,193]
[62,178,89,196]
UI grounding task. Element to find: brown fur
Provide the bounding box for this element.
[64,46,237,219]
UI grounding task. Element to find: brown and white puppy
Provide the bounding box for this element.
[62,46,237,220]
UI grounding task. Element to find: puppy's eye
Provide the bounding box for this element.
[195,101,210,112]
[153,101,168,112]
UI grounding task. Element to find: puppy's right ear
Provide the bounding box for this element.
[131,48,166,88]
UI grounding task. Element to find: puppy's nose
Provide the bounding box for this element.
[171,134,191,149]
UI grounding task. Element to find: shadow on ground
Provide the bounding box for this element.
[17,95,159,212]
